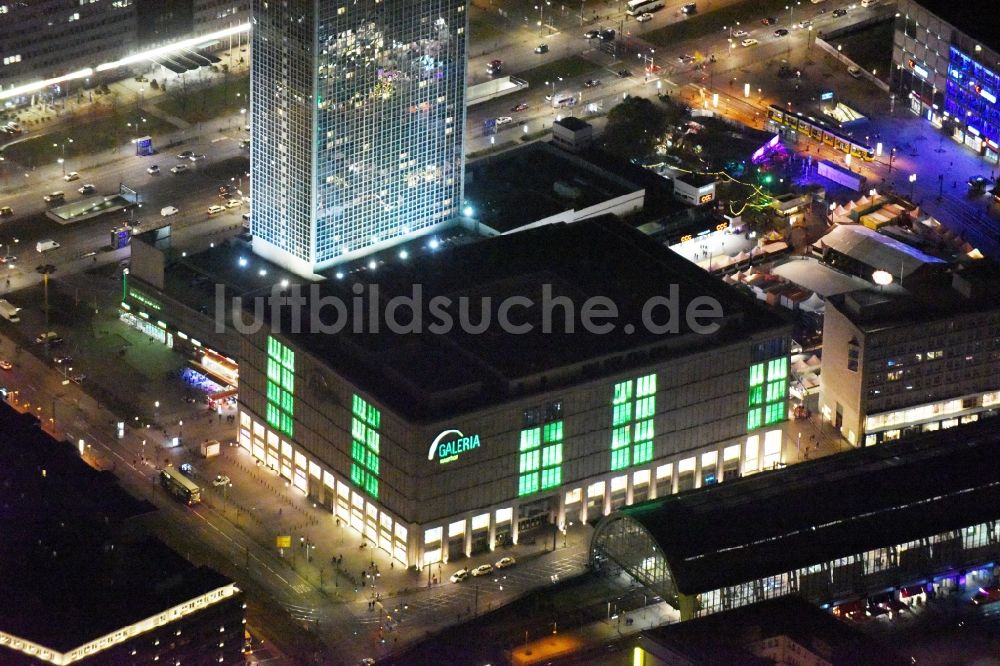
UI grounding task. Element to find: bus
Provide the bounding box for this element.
[160,467,202,505]
[766,104,875,161]
[626,0,664,16]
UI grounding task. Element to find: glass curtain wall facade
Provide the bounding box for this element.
[251,0,467,276]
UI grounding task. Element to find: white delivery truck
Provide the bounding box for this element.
[0,298,20,323]
[36,240,60,252]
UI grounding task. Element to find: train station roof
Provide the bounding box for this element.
[597,417,1000,595]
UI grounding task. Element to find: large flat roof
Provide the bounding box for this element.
[264,217,789,421]
[0,403,233,652]
[464,142,641,233]
[910,1,1000,55]
[641,596,907,665]
[620,417,1000,595]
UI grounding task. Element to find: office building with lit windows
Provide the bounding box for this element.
[820,261,1000,447]
[0,402,246,666]
[250,0,468,278]
[235,219,793,567]
[892,1,1000,163]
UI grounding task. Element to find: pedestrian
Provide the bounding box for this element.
[390,561,394,570]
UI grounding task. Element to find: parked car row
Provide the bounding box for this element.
[450,556,516,583]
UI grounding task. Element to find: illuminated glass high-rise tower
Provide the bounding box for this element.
[250,0,467,276]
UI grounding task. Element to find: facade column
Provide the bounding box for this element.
[488,511,497,552]
[694,456,703,489]
[625,473,635,506]
[463,519,472,558]
[409,523,422,570]
[602,481,612,517]
[649,472,658,500]
[557,491,567,530]
[580,490,590,525]
[511,510,520,545]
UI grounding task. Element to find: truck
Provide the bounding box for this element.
[0,299,20,323]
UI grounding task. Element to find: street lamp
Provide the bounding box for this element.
[35,264,56,353]
[908,173,917,200]
[53,139,73,175]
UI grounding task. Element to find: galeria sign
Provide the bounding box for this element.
[428,429,481,464]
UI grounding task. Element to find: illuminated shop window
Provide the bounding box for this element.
[351,394,381,499]
[518,419,563,496]
[748,352,787,430]
[610,374,656,471]
[265,337,295,437]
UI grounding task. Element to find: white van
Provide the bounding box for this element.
[860,0,878,6]
[0,298,20,323]
[36,239,60,253]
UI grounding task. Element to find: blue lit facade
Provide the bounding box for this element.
[251,0,468,277]
[945,46,1000,161]
[892,0,1000,164]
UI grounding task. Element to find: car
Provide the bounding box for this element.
[0,206,12,217]
[495,116,513,126]
[833,8,847,16]
[761,17,776,25]
[0,360,12,371]
[53,355,72,365]
[968,175,993,190]
[170,164,188,174]
[972,585,1000,605]
[584,29,600,39]
[848,65,863,78]
[617,69,633,78]
[63,171,80,182]
[798,19,812,28]
[0,255,16,265]
[599,28,616,41]
[225,198,242,209]
[583,79,601,88]
[34,332,62,345]
[495,556,516,569]
[78,184,96,195]
[681,2,697,13]
[213,474,231,487]
[207,204,226,215]
[677,54,695,63]
[534,44,548,54]
[636,12,653,22]
[188,153,207,162]
[486,59,503,75]
[43,192,65,204]
[511,102,529,112]
[773,28,789,37]
[161,206,179,217]
[70,373,86,384]
[741,38,759,47]
[732,29,749,38]
[176,150,194,159]
[147,164,160,175]
[179,462,194,475]
[219,184,237,195]
[450,568,470,583]
[471,563,494,577]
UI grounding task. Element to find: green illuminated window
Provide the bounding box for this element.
[609,373,656,470]
[612,403,632,426]
[747,348,789,431]
[518,419,563,497]
[351,394,381,499]
[265,337,295,437]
